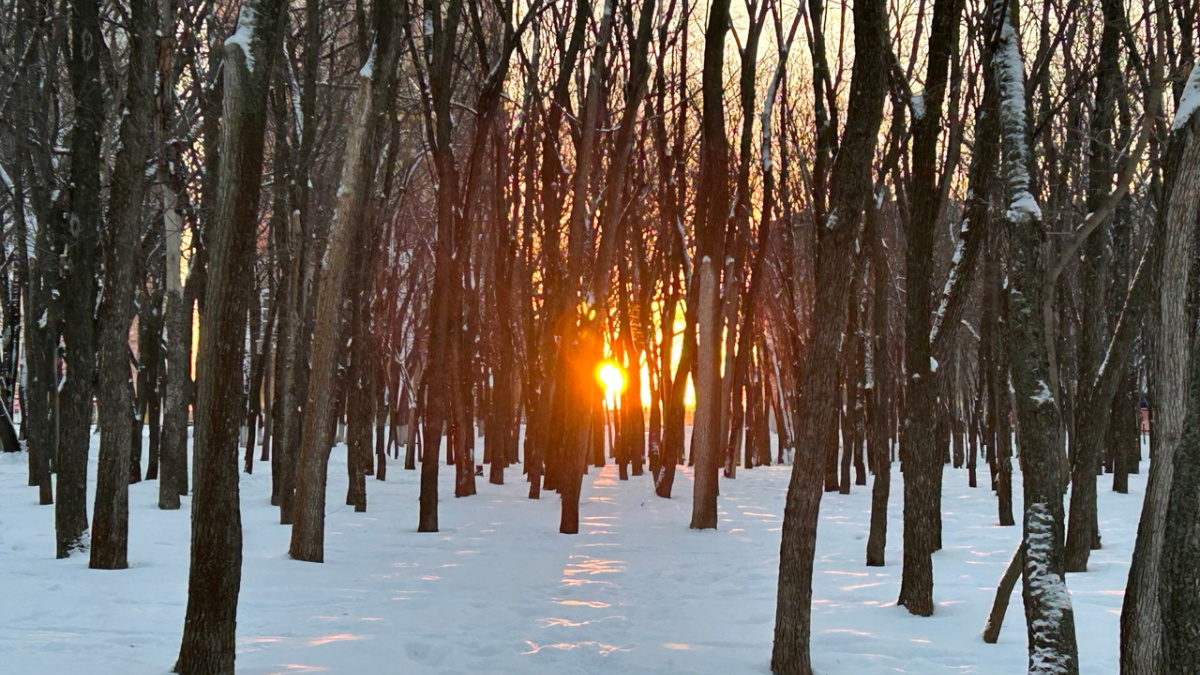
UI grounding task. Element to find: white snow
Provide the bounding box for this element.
[0,162,13,194]
[994,14,1043,225]
[1008,191,1043,223]
[1031,379,1055,406]
[911,92,926,121]
[1172,64,1200,131]
[930,223,968,344]
[359,43,376,80]
[0,430,1146,674]
[224,3,258,71]
[1024,502,1075,674]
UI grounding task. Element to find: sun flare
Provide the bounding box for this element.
[597,361,626,398]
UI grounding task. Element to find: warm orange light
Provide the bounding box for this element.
[597,361,626,398]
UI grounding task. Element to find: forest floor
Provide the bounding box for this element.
[0,434,1142,674]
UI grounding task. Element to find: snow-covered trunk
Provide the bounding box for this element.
[992,2,1079,671]
[91,0,156,571]
[174,0,286,669]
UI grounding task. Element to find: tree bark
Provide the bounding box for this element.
[1138,64,1200,674]
[897,0,965,618]
[1123,63,1200,672]
[771,0,888,668]
[291,0,395,559]
[91,0,156,570]
[691,258,720,529]
[174,0,285,670]
[865,203,891,568]
[56,0,106,560]
[993,3,1079,670]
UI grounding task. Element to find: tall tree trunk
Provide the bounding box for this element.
[56,0,106,560]
[1133,63,1200,675]
[156,0,190,511]
[291,0,395,560]
[771,0,888,668]
[12,0,57,507]
[865,204,891,567]
[897,0,965,617]
[91,0,156,570]
[691,258,720,529]
[1062,0,1129,572]
[174,0,286,670]
[993,2,1079,670]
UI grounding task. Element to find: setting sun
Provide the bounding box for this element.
[597,361,626,398]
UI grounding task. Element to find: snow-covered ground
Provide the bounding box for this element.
[0,435,1142,674]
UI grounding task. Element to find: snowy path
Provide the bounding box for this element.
[0,438,1142,674]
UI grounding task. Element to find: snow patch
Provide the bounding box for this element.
[1025,502,1075,674]
[224,3,258,71]
[1031,380,1054,407]
[994,14,1042,225]
[1008,191,1042,224]
[1173,64,1200,131]
[911,92,926,121]
[360,43,376,80]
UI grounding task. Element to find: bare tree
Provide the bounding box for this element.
[771,0,889,668]
[91,0,156,570]
[174,0,287,670]
[992,0,1079,670]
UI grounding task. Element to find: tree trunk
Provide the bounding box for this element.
[13,0,57,506]
[56,0,105,560]
[174,0,285,670]
[982,544,1024,644]
[897,0,965,617]
[994,3,1079,670]
[865,204,891,568]
[771,0,887,669]
[91,0,155,570]
[1122,65,1200,675]
[691,258,720,529]
[291,3,394,558]
[158,0,192,514]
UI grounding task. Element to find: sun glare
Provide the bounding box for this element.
[597,361,626,398]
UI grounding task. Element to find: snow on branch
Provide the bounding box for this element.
[994,12,1041,225]
[1173,64,1200,132]
[225,3,258,71]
